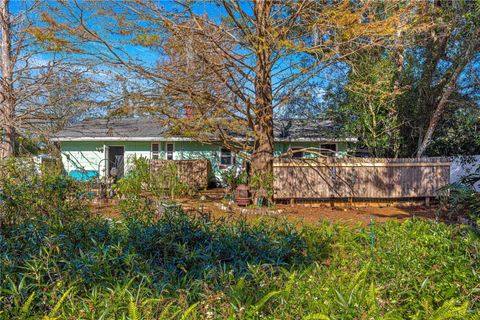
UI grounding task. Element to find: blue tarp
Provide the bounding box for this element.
[69,170,98,182]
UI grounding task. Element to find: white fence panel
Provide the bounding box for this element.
[450,155,480,192]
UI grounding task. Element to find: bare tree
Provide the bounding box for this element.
[0,0,14,157]
[0,0,59,158]
[44,0,408,196]
[27,66,107,148]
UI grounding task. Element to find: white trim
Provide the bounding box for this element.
[219,147,234,167]
[51,136,196,142]
[165,142,175,160]
[51,136,358,143]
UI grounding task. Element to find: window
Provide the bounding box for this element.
[151,143,159,160]
[220,148,234,167]
[291,147,304,158]
[166,143,174,160]
[320,144,337,156]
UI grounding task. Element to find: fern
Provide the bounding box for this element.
[429,300,468,320]
[128,298,139,320]
[181,302,199,320]
[20,291,35,320]
[469,311,480,320]
[48,286,74,318]
[304,314,331,320]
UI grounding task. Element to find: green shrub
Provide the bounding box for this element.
[1,213,479,319]
[437,182,480,224]
[1,167,479,320]
[0,210,308,319]
[221,167,248,192]
[260,219,480,319]
[436,167,480,224]
[114,156,151,198]
[0,158,89,227]
[150,162,192,201]
[115,157,192,222]
[118,196,157,223]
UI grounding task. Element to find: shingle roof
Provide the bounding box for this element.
[51,117,356,142]
[51,118,170,141]
[274,119,349,141]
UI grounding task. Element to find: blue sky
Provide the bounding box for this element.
[9,0,479,117]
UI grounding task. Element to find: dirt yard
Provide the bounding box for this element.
[92,197,438,226]
[182,200,438,226]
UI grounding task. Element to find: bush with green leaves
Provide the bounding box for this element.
[0,158,89,227]
[150,161,192,201]
[0,209,307,319]
[114,156,151,198]
[278,220,480,319]
[1,208,479,319]
[437,168,480,224]
[221,166,248,192]
[115,157,191,221]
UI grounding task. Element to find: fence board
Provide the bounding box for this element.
[150,159,210,190]
[273,157,451,199]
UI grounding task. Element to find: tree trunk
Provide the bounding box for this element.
[0,0,15,158]
[391,28,404,158]
[250,0,274,201]
[416,40,476,158]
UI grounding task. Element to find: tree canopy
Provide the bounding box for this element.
[0,0,478,186]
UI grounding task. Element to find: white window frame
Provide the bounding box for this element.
[319,143,337,157]
[219,147,234,167]
[151,142,160,160]
[165,142,175,160]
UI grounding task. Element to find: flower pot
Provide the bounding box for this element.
[235,184,251,206]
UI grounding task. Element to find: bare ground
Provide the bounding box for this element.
[182,200,437,226]
[91,197,438,227]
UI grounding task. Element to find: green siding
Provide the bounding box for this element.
[61,141,104,174]
[60,140,350,182]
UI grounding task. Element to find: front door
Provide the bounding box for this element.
[108,146,125,179]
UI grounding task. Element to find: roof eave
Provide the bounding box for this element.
[52,136,358,143]
[51,136,196,142]
[274,137,358,143]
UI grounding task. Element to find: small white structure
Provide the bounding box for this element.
[450,155,480,192]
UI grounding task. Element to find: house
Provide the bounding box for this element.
[51,117,356,184]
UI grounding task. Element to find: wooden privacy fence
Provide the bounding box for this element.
[150,159,210,190]
[273,157,451,200]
